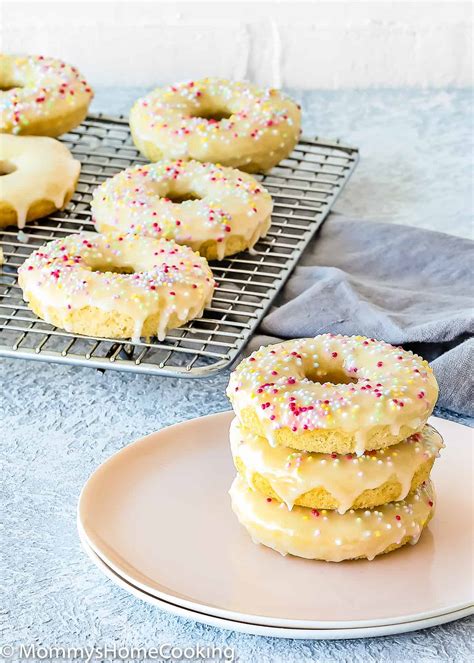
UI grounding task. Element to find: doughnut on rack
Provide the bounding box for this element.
[0,114,358,377]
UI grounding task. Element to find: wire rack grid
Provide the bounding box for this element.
[0,114,358,377]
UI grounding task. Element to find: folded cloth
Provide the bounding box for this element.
[249,214,474,418]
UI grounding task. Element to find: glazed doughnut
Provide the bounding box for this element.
[92,160,273,260]
[0,134,80,229]
[230,474,435,562]
[18,232,214,342]
[129,77,301,173]
[227,335,438,455]
[230,418,443,514]
[0,54,93,137]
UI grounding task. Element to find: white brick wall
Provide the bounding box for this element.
[2,0,472,89]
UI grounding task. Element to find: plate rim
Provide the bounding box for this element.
[77,410,474,629]
[80,532,473,640]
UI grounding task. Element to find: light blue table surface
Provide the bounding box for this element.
[2,88,473,663]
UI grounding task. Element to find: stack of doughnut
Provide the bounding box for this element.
[1,57,302,341]
[227,334,442,562]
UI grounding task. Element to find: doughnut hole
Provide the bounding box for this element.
[0,85,22,92]
[0,66,27,93]
[146,175,205,207]
[304,366,357,386]
[301,354,358,386]
[82,251,144,276]
[188,94,236,123]
[0,78,24,93]
[163,191,202,204]
[90,264,135,275]
[192,108,233,122]
[0,160,17,176]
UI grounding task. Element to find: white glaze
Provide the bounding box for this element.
[18,232,214,342]
[0,134,80,229]
[227,335,439,453]
[129,77,301,172]
[0,53,93,135]
[230,418,443,514]
[230,474,435,562]
[91,160,273,260]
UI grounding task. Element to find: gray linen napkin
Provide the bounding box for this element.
[249,214,474,418]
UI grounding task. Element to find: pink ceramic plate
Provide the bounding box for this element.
[78,412,474,629]
[79,532,473,639]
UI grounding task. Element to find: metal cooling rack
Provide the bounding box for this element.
[0,114,358,377]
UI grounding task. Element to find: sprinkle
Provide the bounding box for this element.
[1,55,93,133]
[227,334,436,442]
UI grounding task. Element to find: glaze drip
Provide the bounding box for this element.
[0,54,93,135]
[92,159,273,259]
[130,77,301,172]
[230,418,443,513]
[230,475,435,562]
[0,134,80,229]
[227,336,439,451]
[18,232,215,341]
